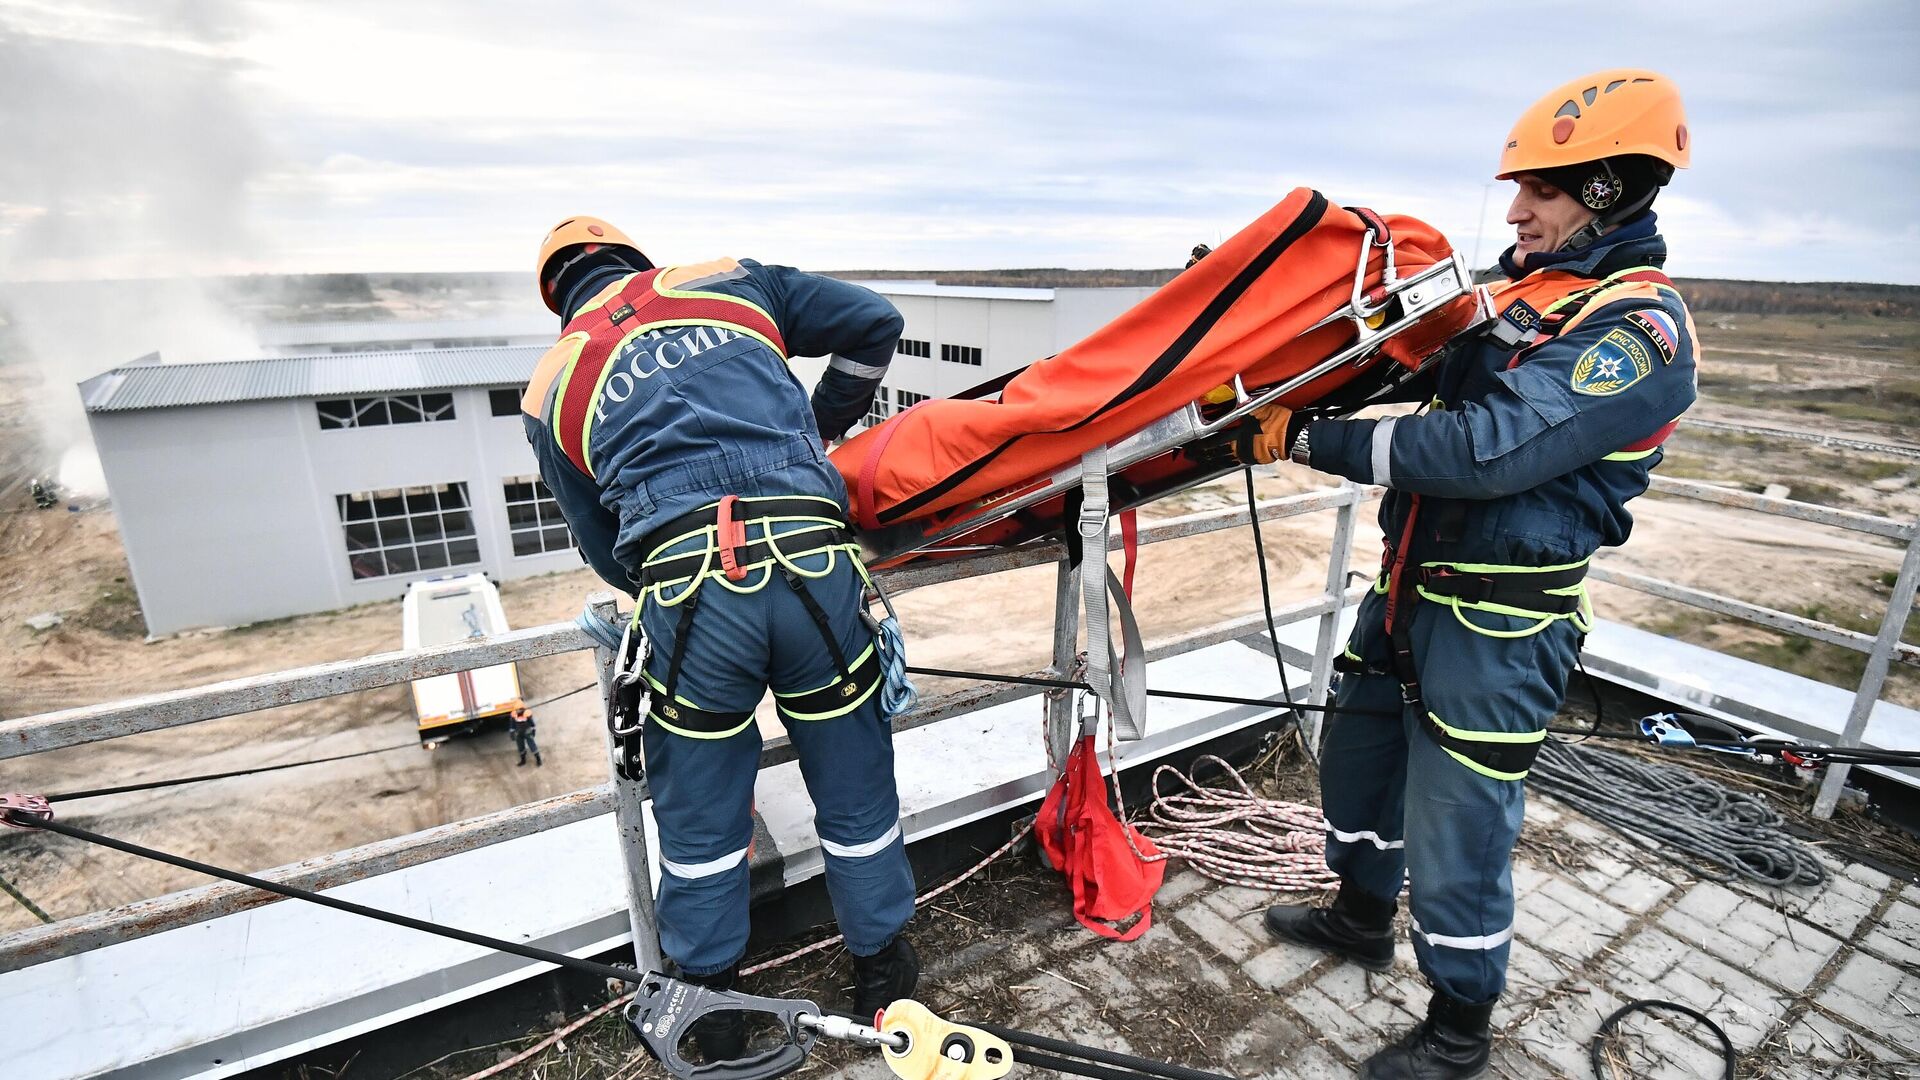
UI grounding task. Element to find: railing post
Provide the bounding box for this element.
[1307,481,1360,750]
[1044,558,1082,772]
[1812,518,1920,819]
[591,592,663,974]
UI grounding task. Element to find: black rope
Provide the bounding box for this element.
[1244,466,1305,760]
[1589,999,1735,1080]
[904,664,1395,718]
[44,742,420,802]
[1009,1048,1198,1080]
[8,812,640,986]
[977,1021,1237,1080]
[41,681,601,803]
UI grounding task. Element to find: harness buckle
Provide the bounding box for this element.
[1421,566,1496,604]
[715,495,750,582]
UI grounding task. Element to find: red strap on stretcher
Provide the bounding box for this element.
[715,495,749,581]
[1119,509,1139,600]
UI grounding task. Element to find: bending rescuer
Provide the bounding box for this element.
[519,218,918,1061]
[1191,69,1698,1079]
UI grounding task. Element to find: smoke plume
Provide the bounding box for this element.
[0,1,272,495]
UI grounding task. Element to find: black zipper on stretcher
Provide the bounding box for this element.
[878,191,1332,525]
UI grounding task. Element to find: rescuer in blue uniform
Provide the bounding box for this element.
[520,217,917,1060]
[1194,70,1699,1078]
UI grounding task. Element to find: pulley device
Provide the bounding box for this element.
[625,975,1023,1080]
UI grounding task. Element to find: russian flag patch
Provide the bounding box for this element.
[1624,309,1679,365]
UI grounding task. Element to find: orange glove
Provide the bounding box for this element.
[1187,403,1296,468]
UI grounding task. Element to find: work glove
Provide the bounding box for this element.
[1186,403,1298,469]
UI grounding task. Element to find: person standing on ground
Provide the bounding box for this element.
[1190,69,1698,1079]
[507,706,541,767]
[519,217,919,1061]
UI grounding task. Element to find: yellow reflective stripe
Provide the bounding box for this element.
[1429,712,1546,745]
[641,545,864,602]
[571,273,640,321]
[1440,745,1531,782]
[652,278,787,360]
[1342,647,1363,663]
[579,318,783,469]
[641,672,755,740]
[1419,557,1589,575]
[1604,447,1660,462]
[773,643,879,699]
[578,325,659,477]
[774,644,882,721]
[1538,264,1664,317]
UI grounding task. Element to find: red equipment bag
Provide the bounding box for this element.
[1036,735,1166,941]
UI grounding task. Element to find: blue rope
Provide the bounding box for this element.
[575,606,625,653]
[871,612,918,719]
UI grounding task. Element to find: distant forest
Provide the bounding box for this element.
[189,268,1919,321]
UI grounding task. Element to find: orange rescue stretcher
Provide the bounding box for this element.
[831,188,1488,569]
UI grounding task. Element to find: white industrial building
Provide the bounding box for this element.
[79,282,1150,635]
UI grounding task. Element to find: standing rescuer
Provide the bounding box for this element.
[1192,70,1698,1078]
[521,218,918,1061]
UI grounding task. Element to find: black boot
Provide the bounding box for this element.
[1362,989,1494,1080]
[678,965,747,1062]
[1263,884,1396,972]
[850,936,919,1018]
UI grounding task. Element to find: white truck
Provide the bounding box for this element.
[402,573,524,746]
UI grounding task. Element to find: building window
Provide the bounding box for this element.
[489,388,523,417]
[335,482,480,579]
[894,389,928,409]
[940,344,982,366]
[863,385,892,428]
[317,393,456,430]
[896,338,931,358]
[502,475,574,557]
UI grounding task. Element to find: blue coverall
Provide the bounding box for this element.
[1300,218,1696,1004]
[521,257,915,975]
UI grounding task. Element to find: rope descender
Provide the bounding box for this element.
[1,793,52,829]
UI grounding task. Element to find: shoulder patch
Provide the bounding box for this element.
[1500,298,1541,335]
[1570,326,1658,397]
[1624,309,1679,365]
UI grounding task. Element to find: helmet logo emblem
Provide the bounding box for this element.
[1581,173,1621,210]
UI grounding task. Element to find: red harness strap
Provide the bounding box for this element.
[550,271,790,477]
[714,495,749,581]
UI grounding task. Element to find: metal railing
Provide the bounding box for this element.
[2,467,1913,973]
[0,483,1370,972]
[1591,473,1920,818]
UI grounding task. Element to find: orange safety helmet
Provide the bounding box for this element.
[1497,69,1690,181]
[536,216,645,314]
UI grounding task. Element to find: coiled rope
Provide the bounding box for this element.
[1134,754,1337,892]
[1530,738,1826,888]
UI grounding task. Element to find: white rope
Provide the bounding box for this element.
[1135,754,1339,893]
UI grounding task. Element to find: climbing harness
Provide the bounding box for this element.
[0,803,1233,1080]
[601,495,888,764]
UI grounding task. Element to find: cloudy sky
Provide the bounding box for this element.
[2,0,1917,284]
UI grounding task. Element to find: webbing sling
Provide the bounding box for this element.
[548,269,789,478]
